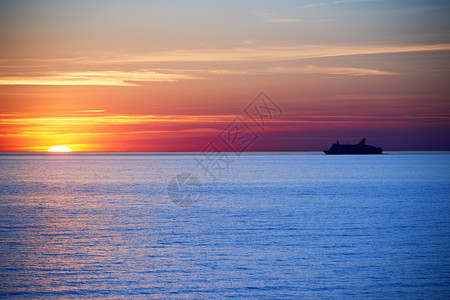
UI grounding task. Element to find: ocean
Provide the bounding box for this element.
[0,152,449,298]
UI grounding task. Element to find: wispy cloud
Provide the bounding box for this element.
[0,113,238,151]
[0,71,201,86]
[264,18,301,23]
[166,65,396,77]
[333,0,377,4]
[300,3,327,9]
[1,43,447,86]
[2,44,449,65]
[74,110,106,113]
[66,43,450,63]
[254,9,301,23]
[267,65,397,76]
[0,114,236,127]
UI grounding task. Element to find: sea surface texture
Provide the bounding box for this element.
[0,152,449,298]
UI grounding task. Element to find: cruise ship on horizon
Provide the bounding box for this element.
[323,138,382,154]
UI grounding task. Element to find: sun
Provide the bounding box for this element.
[48,146,73,153]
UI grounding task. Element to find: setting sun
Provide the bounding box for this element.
[48,146,72,153]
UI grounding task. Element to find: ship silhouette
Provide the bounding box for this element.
[323,138,382,154]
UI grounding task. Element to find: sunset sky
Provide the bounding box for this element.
[1,0,449,151]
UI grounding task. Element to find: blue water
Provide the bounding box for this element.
[0,152,449,298]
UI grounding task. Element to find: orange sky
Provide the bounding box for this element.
[1,0,449,151]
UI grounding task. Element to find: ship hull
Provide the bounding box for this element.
[323,150,382,154]
[323,138,382,154]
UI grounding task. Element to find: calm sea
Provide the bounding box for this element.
[0,152,449,298]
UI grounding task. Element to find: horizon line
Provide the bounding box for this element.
[1,150,449,154]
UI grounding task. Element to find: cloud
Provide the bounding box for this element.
[74,110,106,113]
[168,65,396,77]
[0,71,201,86]
[333,0,377,4]
[0,114,237,127]
[0,113,238,151]
[1,43,447,86]
[264,18,301,23]
[2,44,448,66]
[300,3,327,9]
[68,43,450,63]
[254,9,301,23]
[267,65,397,76]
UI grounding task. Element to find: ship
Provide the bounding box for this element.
[323,138,382,154]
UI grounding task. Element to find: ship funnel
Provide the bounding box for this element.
[359,138,366,145]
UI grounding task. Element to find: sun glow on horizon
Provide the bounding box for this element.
[48,146,73,152]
